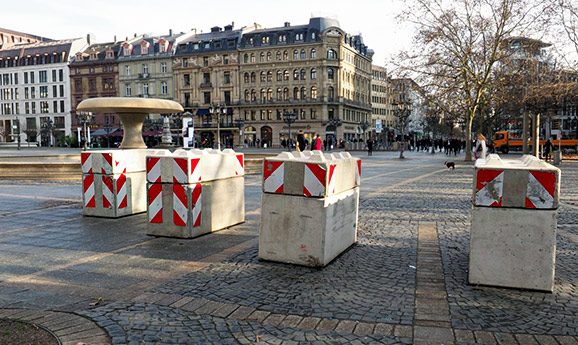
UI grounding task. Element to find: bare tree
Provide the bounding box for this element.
[392,79,413,159]
[396,0,549,160]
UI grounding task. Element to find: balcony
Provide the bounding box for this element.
[200,82,212,88]
[138,73,150,79]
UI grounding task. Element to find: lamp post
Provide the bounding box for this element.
[283,111,297,149]
[209,104,228,150]
[234,117,245,148]
[327,117,342,150]
[180,111,192,148]
[103,123,113,148]
[393,100,409,159]
[360,120,369,148]
[13,117,20,150]
[76,111,93,151]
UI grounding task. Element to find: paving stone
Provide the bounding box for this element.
[298,317,321,330]
[515,334,540,345]
[474,330,498,344]
[373,323,394,335]
[353,322,375,335]
[414,326,454,342]
[555,336,578,345]
[454,329,475,342]
[535,335,562,345]
[394,325,413,338]
[316,318,339,332]
[335,320,357,334]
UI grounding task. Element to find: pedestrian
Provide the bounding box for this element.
[543,138,555,161]
[312,133,322,151]
[367,137,374,156]
[474,133,487,160]
[296,130,306,152]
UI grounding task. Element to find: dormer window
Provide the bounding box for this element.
[89,51,98,60]
[248,37,253,45]
[159,39,167,53]
[262,36,270,45]
[295,33,304,41]
[141,41,150,55]
[278,34,287,43]
[122,43,132,56]
[75,53,84,62]
[311,32,316,40]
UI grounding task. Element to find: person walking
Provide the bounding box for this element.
[367,137,374,156]
[312,133,322,151]
[543,138,555,161]
[296,130,306,152]
[474,133,487,160]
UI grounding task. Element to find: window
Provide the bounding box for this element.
[59,69,63,81]
[267,109,273,120]
[40,101,49,113]
[293,50,299,60]
[143,83,149,97]
[52,70,57,82]
[277,70,282,81]
[31,102,36,113]
[251,89,256,101]
[267,52,272,61]
[311,109,316,119]
[251,72,256,83]
[267,88,273,101]
[25,102,29,114]
[296,33,304,41]
[224,91,231,105]
[328,86,334,100]
[300,87,306,99]
[203,92,211,104]
[260,71,266,82]
[183,59,188,67]
[30,72,35,83]
[160,62,167,73]
[31,87,35,98]
[59,85,64,97]
[312,32,316,40]
[142,64,148,74]
[60,100,64,113]
[24,72,28,84]
[328,68,334,80]
[293,69,299,80]
[40,86,48,98]
[215,41,221,48]
[279,34,287,43]
[311,49,316,58]
[53,100,58,113]
[125,65,131,76]
[39,71,47,83]
[300,109,306,119]
[125,84,131,96]
[244,54,248,63]
[224,71,231,84]
[262,36,270,44]
[260,110,265,120]
[52,85,57,97]
[223,54,229,65]
[300,69,306,80]
[293,87,299,100]
[251,110,256,120]
[124,46,130,56]
[184,74,190,86]
[311,68,317,80]
[244,73,249,83]
[300,49,306,59]
[244,90,250,102]
[283,88,289,100]
[267,71,272,82]
[203,72,210,84]
[283,70,289,81]
[161,81,168,95]
[25,87,29,99]
[89,67,95,74]
[260,89,266,102]
[203,57,208,66]
[327,49,337,59]
[277,88,282,100]
[260,52,265,62]
[311,86,318,99]
[250,54,255,63]
[283,50,289,60]
[276,51,281,61]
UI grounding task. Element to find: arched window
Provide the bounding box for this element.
[293,50,299,60]
[244,89,250,102]
[276,51,282,61]
[283,87,289,100]
[311,49,316,58]
[261,89,266,102]
[250,72,256,83]
[311,86,318,99]
[283,70,289,81]
[283,50,289,60]
[267,88,273,101]
[300,49,306,59]
[300,87,306,99]
[243,54,248,63]
[267,71,273,82]
[277,70,282,81]
[312,32,316,40]
[293,69,299,80]
[328,68,334,80]
[293,87,299,100]
[251,89,256,101]
[260,52,265,62]
[300,69,306,80]
[244,73,249,83]
[250,53,255,62]
[327,49,337,59]
[328,86,334,100]
[260,71,266,82]
[311,68,317,80]
[266,52,272,61]
[277,88,282,100]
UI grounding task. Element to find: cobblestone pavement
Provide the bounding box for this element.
[0,151,578,344]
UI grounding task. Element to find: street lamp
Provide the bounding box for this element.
[103,123,113,148]
[283,111,297,149]
[180,111,192,148]
[41,118,54,148]
[13,117,20,150]
[360,120,369,147]
[234,117,245,148]
[209,104,228,150]
[76,111,93,151]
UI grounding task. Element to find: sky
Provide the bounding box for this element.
[1,0,412,68]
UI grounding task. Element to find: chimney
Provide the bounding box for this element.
[169,29,173,36]
[114,35,117,42]
[134,33,137,38]
[284,22,291,27]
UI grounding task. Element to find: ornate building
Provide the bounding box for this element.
[238,18,373,148]
[0,36,88,145]
[0,28,52,49]
[371,65,395,145]
[69,40,123,145]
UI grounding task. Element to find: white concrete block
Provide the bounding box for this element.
[263,151,360,197]
[146,176,245,238]
[146,149,244,184]
[469,206,556,292]
[81,149,170,174]
[259,187,359,267]
[82,171,147,218]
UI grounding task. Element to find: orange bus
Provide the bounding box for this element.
[493,131,578,154]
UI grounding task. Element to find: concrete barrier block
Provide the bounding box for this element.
[82,149,170,175]
[259,187,359,267]
[82,171,147,218]
[469,206,556,291]
[146,176,245,238]
[473,154,560,209]
[263,152,360,197]
[146,149,244,184]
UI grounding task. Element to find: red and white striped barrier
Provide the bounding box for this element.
[262,151,360,198]
[146,149,244,184]
[82,149,169,175]
[147,183,202,228]
[82,171,135,217]
[473,155,560,209]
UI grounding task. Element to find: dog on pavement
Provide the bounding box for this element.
[444,161,455,170]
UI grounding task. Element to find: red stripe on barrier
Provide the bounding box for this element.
[103,153,113,168]
[150,210,163,223]
[329,165,336,193]
[190,158,201,181]
[117,173,127,209]
[306,163,326,186]
[173,210,186,226]
[530,171,556,197]
[476,169,503,192]
[192,183,202,204]
[525,197,536,208]
[148,183,162,204]
[147,157,161,182]
[81,153,92,173]
[275,185,284,193]
[175,158,188,181]
[102,176,113,208]
[237,154,244,168]
[83,173,94,193]
[193,211,202,227]
[263,160,283,180]
[173,183,188,206]
[303,187,311,197]
[357,160,361,177]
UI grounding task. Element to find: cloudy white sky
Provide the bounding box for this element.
[1,0,412,67]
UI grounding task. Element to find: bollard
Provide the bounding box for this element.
[259,151,361,267]
[81,149,170,218]
[145,149,245,238]
[469,154,561,291]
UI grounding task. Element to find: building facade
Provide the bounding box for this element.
[0,28,52,49]
[238,18,373,148]
[0,37,88,145]
[371,65,395,146]
[69,40,123,145]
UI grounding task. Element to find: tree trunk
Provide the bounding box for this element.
[399,121,405,159]
[532,113,540,157]
[522,109,529,154]
[464,114,474,161]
